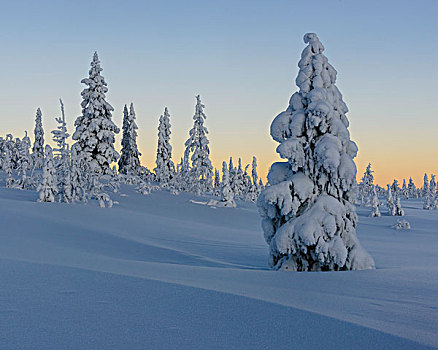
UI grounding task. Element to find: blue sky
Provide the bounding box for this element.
[1,0,437,184]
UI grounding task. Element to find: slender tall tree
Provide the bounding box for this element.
[119,103,141,175]
[32,108,45,169]
[155,107,174,184]
[220,161,235,207]
[184,95,213,193]
[51,99,72,202]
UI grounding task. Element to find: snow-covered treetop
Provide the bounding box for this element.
[52,99,70,157]
[269,32,357,200]
[79,52,114,116]
[362,163,374,185]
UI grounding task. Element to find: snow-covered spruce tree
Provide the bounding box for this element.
[37,145,58,202]
[394,195,404,216]
[52,99,72,202]
[252,156,259,188]
[220,161,236,207]
[52,99,70,160]
[245,156,262,201]
[14,131,33,189]
[72,52,120,175]
[430,175,436,194]
[179,154,191,192]
[32,108,45,169]
[234,158,244,197]
[423,173,429,198]
[257,33,374,271]
[369,187,380,217]
[119,103,141,175]
[408,177,416,198]
[391,179,400,198]
[242,164,253,202]
[155,107,175,184]
[360,163,374,206]
[3,144,13,188]
[423,173,432,210]
[120,104,129,159]
[70,145,87,203]
[228,157,235,192]
[213,168,221,197]
[402,179,409,199]
[184,95,213,194]
[387,186,396,216]
[430,175,437,209]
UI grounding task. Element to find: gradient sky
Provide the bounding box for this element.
[1,0,437,185]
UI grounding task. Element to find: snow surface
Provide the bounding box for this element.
[0,184,437,349]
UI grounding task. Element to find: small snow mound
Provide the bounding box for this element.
[392,219,411,230]
[207,199,237,208]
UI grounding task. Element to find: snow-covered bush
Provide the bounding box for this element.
[392,219,411,230]
[88,174,114,208]
[136,179,151,195]
[72,52,119,175]
[257,33,374,271]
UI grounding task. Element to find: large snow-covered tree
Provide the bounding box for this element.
[72,52,120,175]
[257,33,375,271]
[32,108,45,169]
[184,95,213,194]
[118,103,141,175]
[155,107,175,184]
